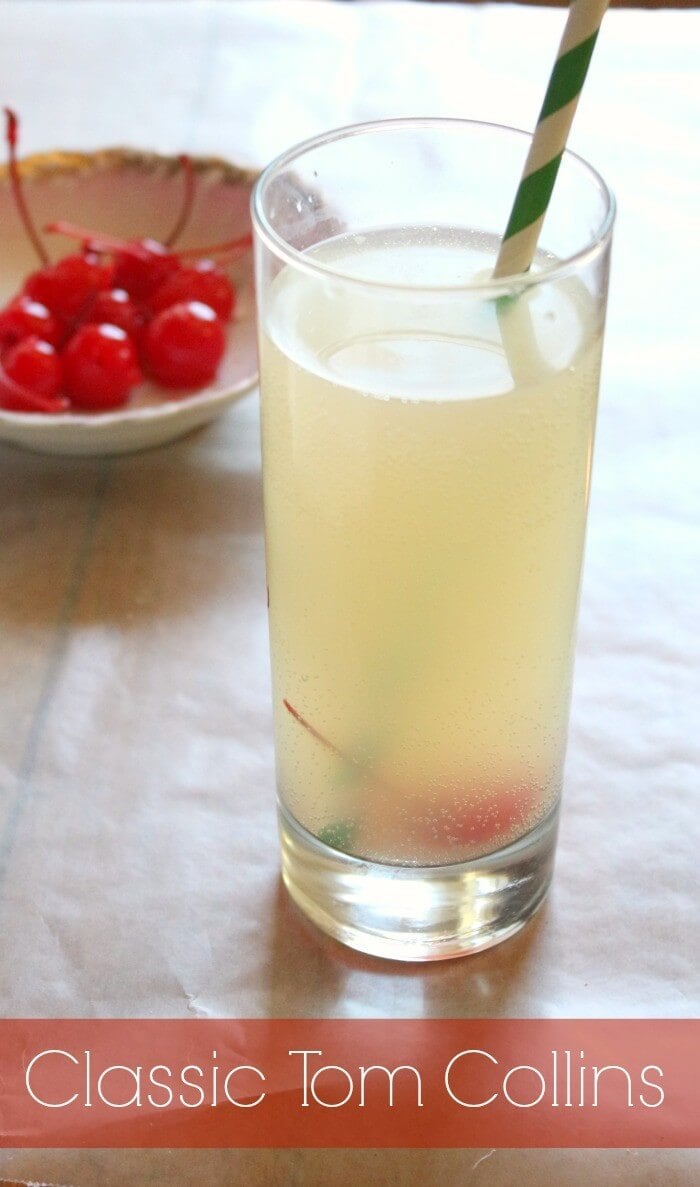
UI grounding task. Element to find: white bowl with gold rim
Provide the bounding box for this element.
[0,148,259,455]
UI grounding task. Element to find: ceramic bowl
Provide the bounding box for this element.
[0,148,259,455]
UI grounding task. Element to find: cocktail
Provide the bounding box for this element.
[252,118,614,959]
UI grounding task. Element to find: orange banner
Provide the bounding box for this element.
[0,1019,697,1148]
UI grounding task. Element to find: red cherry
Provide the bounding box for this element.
[113,238,180,300]
[3,335,63,398]
[25,252,113,321]
[0,295,62,349]
[63,323,141,409]
[144,301,225,388]
[0,359,68,413]
[0,377,68,413]
[149,260,236,322]
[446,782,537,850]
[84,288,146,341]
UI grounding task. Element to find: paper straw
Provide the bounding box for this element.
[493,0,609,279]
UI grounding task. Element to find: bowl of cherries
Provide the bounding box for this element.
[0,110,259,455]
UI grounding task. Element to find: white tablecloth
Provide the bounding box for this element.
[1,2,698,1183]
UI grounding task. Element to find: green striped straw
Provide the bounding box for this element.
[493,0,609,279]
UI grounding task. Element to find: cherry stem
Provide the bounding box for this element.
[164,154,196,249]
[45,220,252,265]
[4,108,49,266]
[283,699,350,764]
[44,221,153,261]
[283,699,393,791]
[178,231,253,259]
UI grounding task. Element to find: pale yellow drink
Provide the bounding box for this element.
[260,228,601,867]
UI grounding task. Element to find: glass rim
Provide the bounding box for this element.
[251,116,616,297]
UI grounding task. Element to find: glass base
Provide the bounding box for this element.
[278,802,558,962]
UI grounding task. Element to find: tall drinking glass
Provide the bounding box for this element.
[252,119,614,961]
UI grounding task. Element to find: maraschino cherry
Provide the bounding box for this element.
[63,324,142,409]
[144,301,226,388]
[148,258,235,322]
[84,288,146,341]
[0,295,62,349]
[24,252,113,323]
[3,335,63,398]
[112,238,180,301]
